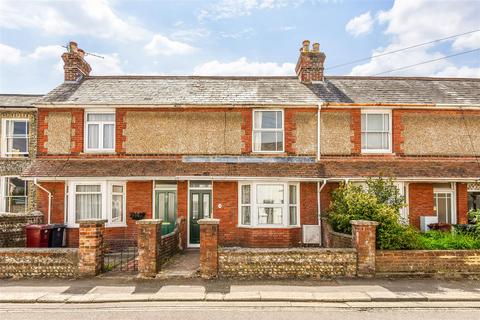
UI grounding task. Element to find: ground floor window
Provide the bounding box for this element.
[66,181,126,227]
[238,182,299,228]
[0,177,28,213]
[468,191,480,211]
[433,183,455,224]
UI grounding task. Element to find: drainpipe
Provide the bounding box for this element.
[34,178,52,224]
[317,102,323,161]
[317,178,327,246]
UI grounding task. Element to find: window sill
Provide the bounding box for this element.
[361,150,393,154]
[237,225,301,229]
[82,151,116,155]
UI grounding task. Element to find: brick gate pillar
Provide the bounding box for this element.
[78,219,107,277]
[198,218,220,279]
[137,219,163,278]
[351,220,379,277]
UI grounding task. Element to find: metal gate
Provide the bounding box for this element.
[103,238,138,272]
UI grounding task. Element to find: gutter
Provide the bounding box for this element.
[34,178,52,224]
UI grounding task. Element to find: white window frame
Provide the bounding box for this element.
[433,182,457,225]
[238,181,300,228]
[252,109,285,153]
[66,180,126,228]
[361,109,392,154]
[84,110,116,153]
[0,176,28,213]
[1,118,29,157]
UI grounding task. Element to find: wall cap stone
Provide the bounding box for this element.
[0,248,78,254]
[198,218,220,225]
[350,220,379,226]
[137,219,163,225]
[0,212,43,218]
[219,247,356,253]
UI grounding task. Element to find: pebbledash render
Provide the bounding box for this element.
[21,40,480,248]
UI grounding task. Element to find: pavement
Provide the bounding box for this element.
[0,278,479,303]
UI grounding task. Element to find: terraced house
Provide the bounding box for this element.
[0,94,41,214]
[22,41,480,248]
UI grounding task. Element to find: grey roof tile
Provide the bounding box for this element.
[0,94,43,107]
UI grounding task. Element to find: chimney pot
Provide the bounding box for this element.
[312,43,320,52]
[302,40,310,52]
[78,48,85,58]
[69,41,78,52]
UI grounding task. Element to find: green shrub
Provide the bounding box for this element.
[418,231,480,250]
[327,179,419,250]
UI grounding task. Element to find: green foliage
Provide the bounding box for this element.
[468,208,480,225]
[327,178,419,250]
[418,231,480,250]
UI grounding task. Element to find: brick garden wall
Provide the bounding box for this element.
[321,218,353,248]
[0,248,79,278]
[218,247,357,279]
[159,220,181,264]
[376,250,480,276]
[0,212,43,247]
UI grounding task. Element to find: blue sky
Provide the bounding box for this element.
[0,0,479,94]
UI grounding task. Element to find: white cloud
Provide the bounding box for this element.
[0,0,148,42]
[145,34,197,56]
[350,0,480,77]
[345,11,374,37]
[219,28,255,39]
[193,57,295,76]
[28,45,64,60]
[199,0,293,20]
[170,28,211,42]
[86,53,124,75]
[0,43,22,64]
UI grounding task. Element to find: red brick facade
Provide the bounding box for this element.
[408,183,434,228]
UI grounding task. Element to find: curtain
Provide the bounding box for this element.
[75,185,101,221]
[88,124,99,149]
[103,124,114,149]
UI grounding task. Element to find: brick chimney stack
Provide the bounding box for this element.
[295,40,326,83]
[62,41,92,82]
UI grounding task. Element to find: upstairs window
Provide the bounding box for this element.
[253,110,284,152]
[1,119,29,157]
[361,110,392,153]
[85,112,115,152]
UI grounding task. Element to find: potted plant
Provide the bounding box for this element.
[130,211,146,220]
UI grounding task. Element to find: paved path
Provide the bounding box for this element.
[0,280,479,303]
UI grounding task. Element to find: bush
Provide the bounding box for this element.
[418,231,480,250]
[327,179,420,250]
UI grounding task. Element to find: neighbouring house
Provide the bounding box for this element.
[21,40,480,248]
[0,94,42,213]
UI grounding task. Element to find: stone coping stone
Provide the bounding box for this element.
[0,247,78,254]
[377,249,480,254]
[137,219,163,225]
[219,247,356,253]
[198,218,220,225]
[350,220,379,226]
[0,212,43,218]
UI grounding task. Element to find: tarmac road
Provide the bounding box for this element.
[0,301,480,320]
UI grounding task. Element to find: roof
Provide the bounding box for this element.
[310,76,480,105]
[0,94,43,108]
[38,76,319,106]
[22,158,480,180]
[37,75,480,106]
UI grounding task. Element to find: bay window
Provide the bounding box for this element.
[253,110,284,152]
[361,110,392,153]
[1,119,29,157]
[239,182,299,227]
[66,181,126,227]
[85,112,115,152]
